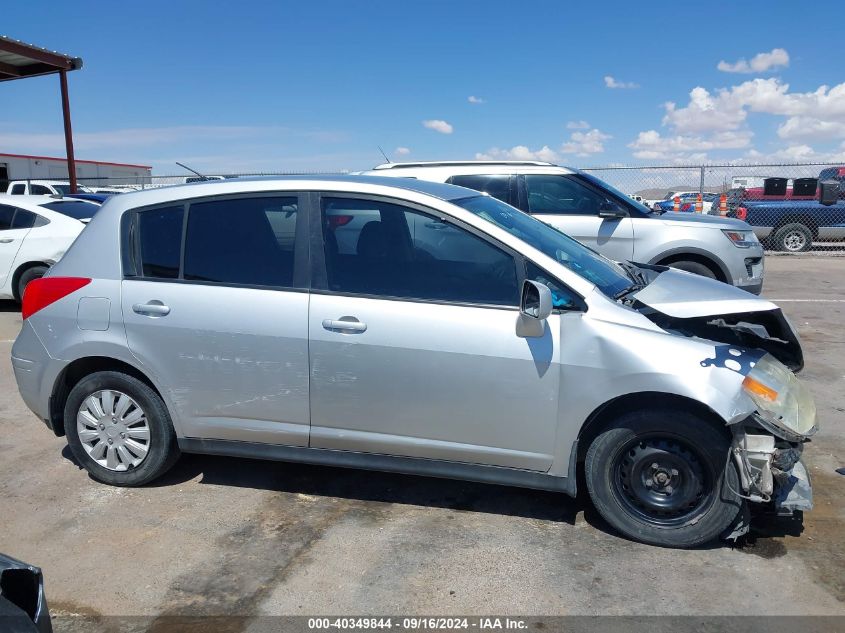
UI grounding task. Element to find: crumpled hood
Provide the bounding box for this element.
[633,268,803,371]
[632,268,777,318]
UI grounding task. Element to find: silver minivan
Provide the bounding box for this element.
[12,176,815,548]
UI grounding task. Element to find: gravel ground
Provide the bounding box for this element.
[0,256,842,627]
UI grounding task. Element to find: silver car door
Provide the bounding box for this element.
[308,195,560,471]
[121,195,311,446]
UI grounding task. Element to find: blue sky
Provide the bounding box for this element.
[2,0,843,174]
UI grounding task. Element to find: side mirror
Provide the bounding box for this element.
[598,200,628,219]
[819,180,839,206]
[517,281,552,338]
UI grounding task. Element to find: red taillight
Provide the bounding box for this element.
[327,214,353,229]
[736,206,747,220]
[22,277,91,320]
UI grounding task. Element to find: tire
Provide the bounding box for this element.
[16,265,48,302]
[667,260,716,279]
[772,223,812,252]
[64,371,180,486]
[585,409,743,548]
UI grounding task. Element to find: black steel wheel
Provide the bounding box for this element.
[585,408,743,548]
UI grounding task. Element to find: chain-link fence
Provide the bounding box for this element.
[64,161,845,253]
[580,162,845,253]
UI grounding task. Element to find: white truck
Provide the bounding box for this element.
[5,180,91,196]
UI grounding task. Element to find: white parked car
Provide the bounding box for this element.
[0,195,100,300]
[6,180,92,196]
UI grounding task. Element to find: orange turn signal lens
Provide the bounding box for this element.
[742,375,779,403]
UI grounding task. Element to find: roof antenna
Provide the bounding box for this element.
[176,161,208,180]
[377,146,391,163]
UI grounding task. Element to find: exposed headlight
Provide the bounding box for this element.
[722,229,757,248]
[742,353,817,440]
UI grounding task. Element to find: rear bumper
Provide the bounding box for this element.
[11,322,55,427]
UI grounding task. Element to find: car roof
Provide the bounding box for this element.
[95,175,483,211]
[361,162,577,179]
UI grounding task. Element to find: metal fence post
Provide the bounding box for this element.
[699,165,705,196]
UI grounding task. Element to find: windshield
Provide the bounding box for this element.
[453,195,632,298]
[40,200,100,220]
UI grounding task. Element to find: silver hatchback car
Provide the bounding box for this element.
[12,176,815,548]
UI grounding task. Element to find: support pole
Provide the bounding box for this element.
[59,70,78,193]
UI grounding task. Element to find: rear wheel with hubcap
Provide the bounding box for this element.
[64,371,180,486]
[585,409,742,548]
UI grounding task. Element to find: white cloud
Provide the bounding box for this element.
[476,145,560,162]
[777,117,845,142]
[394,146,411,156]
[561,129,612,155]
[467,96,485,104]
[628,129,753,161]
[422,119,454,134]
[477,127,611,162]
[630,76,845,161]
[604,75,639,89]
[566,120,590,130]
[745,142,845,163]
[662,86,747,134]
[717,48,789,74]
[0,125,347,153]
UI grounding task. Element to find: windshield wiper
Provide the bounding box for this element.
[613,262,649,300]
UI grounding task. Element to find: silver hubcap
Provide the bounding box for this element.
[77,390,150,471]
[783,231,806,251]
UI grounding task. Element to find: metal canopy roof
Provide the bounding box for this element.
[0,35,83,82]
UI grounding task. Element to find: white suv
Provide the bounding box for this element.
[362,162,764,294]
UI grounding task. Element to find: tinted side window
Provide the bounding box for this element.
[322,197,518,306]
[11,209,37,229]
[138,206,184,279]
[524,175,607,215]
[184,196,297,287]
[9,184,25,195]
[446,175,512,205]
[30,184,52,195]
[0,205,14,230]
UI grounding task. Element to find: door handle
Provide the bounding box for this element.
[0,238,14,244]
[322,318,367,333]
[132,302,171,317]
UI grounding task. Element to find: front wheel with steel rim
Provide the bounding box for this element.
[585,408,743,548]
[65,371,180,486]
[773,222,812,253]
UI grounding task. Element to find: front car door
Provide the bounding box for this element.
[308,194,561,471]
[121,193,311,446]
[518,174,635,261]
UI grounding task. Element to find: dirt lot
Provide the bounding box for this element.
[0,256,843,624]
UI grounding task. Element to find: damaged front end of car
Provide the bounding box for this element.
[627,268,817,533]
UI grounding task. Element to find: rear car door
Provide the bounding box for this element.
[518,174,635,261]
[308,194,561,471]
[121,193,312,446]
[0,204,34,292]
